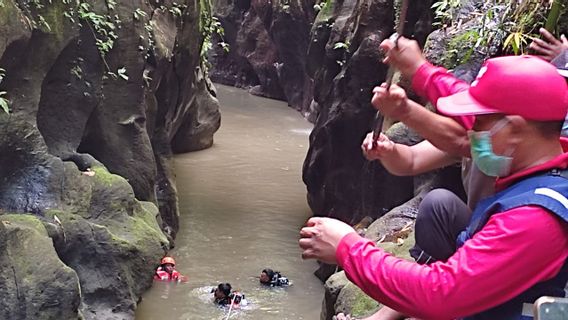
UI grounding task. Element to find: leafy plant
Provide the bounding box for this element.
[117,67,128,81]
[490,0,547,55]
[70,65,83,79]
[0,92,9,114]
[333,41,349,50]
[503,31,531,55]
[169,2,186,17]
[432,0,557,62]
[0,68,8,114]
[431,0,461,28]
[200,0,230,71]
[77,2,118,58]
[133,8,147,21]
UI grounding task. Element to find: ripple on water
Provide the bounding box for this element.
[288,128,312,135]
[187,286,261,319]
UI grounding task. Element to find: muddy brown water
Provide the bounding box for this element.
[135,84,324,320]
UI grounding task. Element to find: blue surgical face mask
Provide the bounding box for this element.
[468,118,513,177]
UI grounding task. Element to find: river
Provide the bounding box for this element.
[135,84,324,320]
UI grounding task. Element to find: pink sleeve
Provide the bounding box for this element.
[336,206,568,319]
[411,62,475,130]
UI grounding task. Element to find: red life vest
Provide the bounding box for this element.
[154,267,181,282]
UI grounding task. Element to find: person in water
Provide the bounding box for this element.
[259,268,290,287]
[213,283,247,307]
[154,256,187,282]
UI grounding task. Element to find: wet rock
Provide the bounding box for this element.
[208,0,260,89]
[0,115,62,214]
[314,262,340,283]
[302,0,435,223]
[171,70,222,153]
[0,113,168,319]
[321,271,351,320]
[54,181,169,319]
[334,282,380,319]
[209,0,315,115]
[0,0,218,318]
[1,0,221,237]
[320,227,417,320]
[0,215,81,320]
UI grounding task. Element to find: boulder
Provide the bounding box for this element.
[0,215,81,320]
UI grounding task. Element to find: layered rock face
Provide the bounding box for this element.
[301,0,462,224]
[208,0,316,116]
[0,0,219,318]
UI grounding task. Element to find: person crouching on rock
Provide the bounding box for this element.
[213,283,248,307]
[259,268,290,287]
[154,256,187,282]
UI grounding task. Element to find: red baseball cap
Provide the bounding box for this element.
[437,55,568,121]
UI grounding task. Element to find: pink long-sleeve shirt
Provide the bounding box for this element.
[411,62,474,130]
[337,63,568,318]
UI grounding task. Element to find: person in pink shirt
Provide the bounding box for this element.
[300,55,568,320]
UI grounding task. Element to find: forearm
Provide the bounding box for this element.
[376,143,416,176]
[399,100,470,157]
[379,141,458,176]
[336,209,568,319]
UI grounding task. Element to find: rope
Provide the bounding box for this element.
[224,294,238,320]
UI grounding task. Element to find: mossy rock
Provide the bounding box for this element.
[45,164,168,319]
[377,230,416,262]
[335,281,381,318]
[327,232,416,319]
[0,214,81,320]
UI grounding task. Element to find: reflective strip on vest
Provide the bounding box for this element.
[534,188,568,209]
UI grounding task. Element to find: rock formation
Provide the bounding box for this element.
[0,0,220,318]
[208,0,316,116]
[302,0,450,224]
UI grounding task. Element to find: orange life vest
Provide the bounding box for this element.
[154,267,181,282]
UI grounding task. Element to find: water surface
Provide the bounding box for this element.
[136,84,323,320]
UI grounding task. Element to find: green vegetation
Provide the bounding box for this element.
[0,68,8,114]
[314,0,334,22]
[91,165,122,187]
[2,214,47,235]
[442,29,481,67]
[333,41,349,50]
[351,289,380,317]
[200,0,229,72]
[6,0,214,80]
[333,40,350,66]
[431,0,460,28]
[431,0,564,59]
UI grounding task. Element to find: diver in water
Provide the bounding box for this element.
[259,268,290,287]
[154,256,187,282]
[212,283,248,307]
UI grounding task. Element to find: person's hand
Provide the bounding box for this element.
[333,313,355,320]
[529,28,568,62]
[299,217,356,264]
[379,36,426,78]
[361,131,396,161]
[371,83,410,120]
